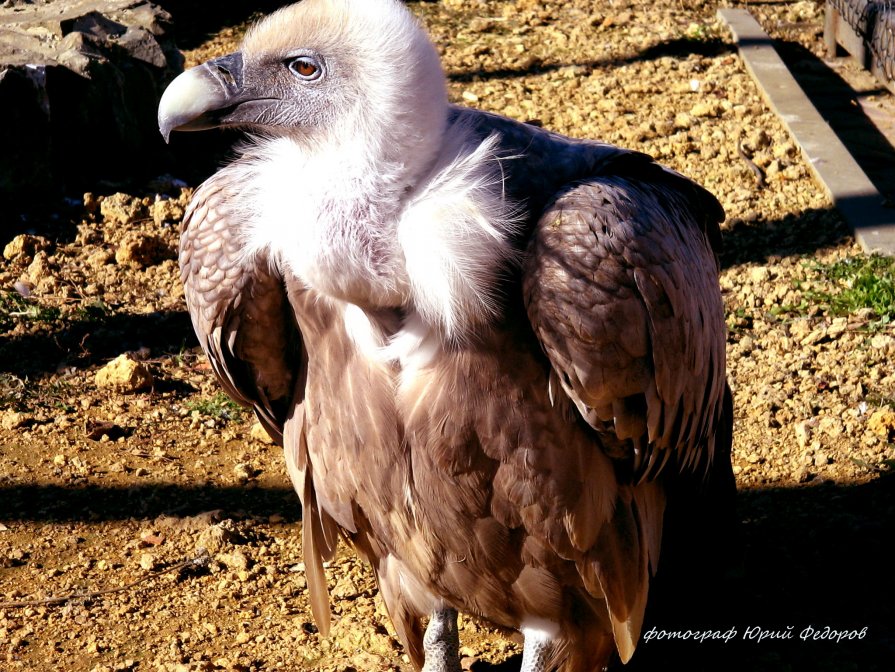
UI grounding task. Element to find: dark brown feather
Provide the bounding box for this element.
[179,107,732,672]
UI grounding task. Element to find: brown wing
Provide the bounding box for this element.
[522,162,727,658]
[179,173,301,442]
[180,172,339,634]
[523,160,727,483]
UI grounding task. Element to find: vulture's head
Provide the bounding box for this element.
[158,0,448,168]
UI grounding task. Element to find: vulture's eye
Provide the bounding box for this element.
[288,56,322,81]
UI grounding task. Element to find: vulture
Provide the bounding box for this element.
[157,0,735,670]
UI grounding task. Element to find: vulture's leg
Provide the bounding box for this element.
[421,608,461,672]
[519,628,552,672]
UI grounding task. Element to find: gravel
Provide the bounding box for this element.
[1,1,893,671]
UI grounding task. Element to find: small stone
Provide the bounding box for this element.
[788,320,812,341]
[151,196,185,227]
[114,232,173,268]
[870,334,894,352]
[86,248,114,270]
[250,422,275,444]
[197,521,239,555]
[3,234,49,261]
[100,193,148,226]
[673,112,692,129]
[690,101,722,118]
[749,266,769,283]
[813,452,830,467]
[233,463,255,481]
[139,553,157,571]
[793,420,811,450]
[217,550,250,572]
[867,408,895,439]
[83,192,100,214]
[1,410,30,430]
[139,530,166,546]
[25,251,53,284]
[95,354,153,393]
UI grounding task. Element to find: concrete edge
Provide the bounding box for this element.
[717,7,895,256]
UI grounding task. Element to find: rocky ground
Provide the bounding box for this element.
[2,1,894,671]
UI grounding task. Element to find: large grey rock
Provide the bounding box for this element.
[0,0,184,207]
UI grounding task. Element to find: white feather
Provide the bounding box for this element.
[399,128,522,340]
[224,0,519,345]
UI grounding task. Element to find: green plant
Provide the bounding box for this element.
[804,255,895,329]
[186,392,247,423]
[0,291,61,330]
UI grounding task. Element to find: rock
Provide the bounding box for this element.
[0,0,183,206]
[139,553,157,571]
[690,101,722,118]
[673,111,693,129]
[233,463,256,481]
[217,550,251,572]
[250,422,275,445]
[114,231,174,268]
[749,266,770,283]
[25,250,54,285]
[870,333,894,353]
[83,191,100,214]
[94,353,153,392]
[151,196,185,227]
[196,520,241,555]
[793,419,812,450]
[139,530,166,546]
[3,234,50,262]
[86,247,114,269]
[1,410,31,430]
[100,193,148,227]
[867,408,895,440]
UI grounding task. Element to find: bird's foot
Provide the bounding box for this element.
[421,608,461,672]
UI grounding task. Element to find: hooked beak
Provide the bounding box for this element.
[158,52,268,142]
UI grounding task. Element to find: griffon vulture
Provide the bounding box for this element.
[157,0,735,669]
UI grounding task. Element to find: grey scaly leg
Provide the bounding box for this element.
[421,608,461,672]
[519,627,553,672]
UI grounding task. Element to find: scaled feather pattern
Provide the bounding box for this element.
[159,0,736,669]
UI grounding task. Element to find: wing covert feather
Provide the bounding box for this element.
[179,173,304,443]
[523,164,726,482]
[180,173,340,632]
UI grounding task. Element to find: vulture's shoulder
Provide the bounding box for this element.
[451,105,724,253]
[179,171,305,443]
[477,109,730,482]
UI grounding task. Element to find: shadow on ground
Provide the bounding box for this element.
[773,39,895,204]
[447,37,733,83]
[0,482,299,523]
[0,309,195,376]
[0,474,891,671]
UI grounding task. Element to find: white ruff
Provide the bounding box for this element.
[236,121,520,342]
[234,135,410,307]
[399,129,521,339]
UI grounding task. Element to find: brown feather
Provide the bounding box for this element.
[178,101,732,671]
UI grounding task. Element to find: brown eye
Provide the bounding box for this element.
[288,56,322,81]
